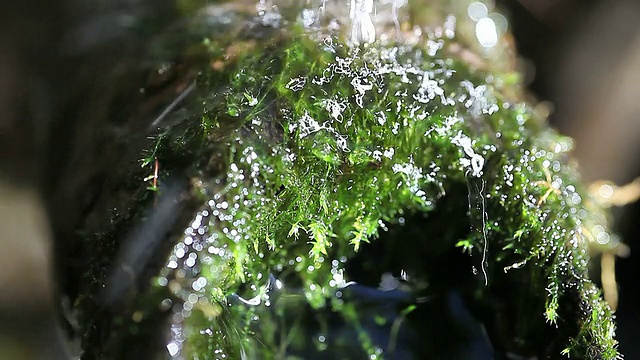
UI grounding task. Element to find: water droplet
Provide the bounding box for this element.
[167,342,180,357]
[467,2,488,21]
[476,17,499,48]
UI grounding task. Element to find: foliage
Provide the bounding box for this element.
[142,24,619,359]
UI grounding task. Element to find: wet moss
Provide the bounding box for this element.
[136,21,618,360]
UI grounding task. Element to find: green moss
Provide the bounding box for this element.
[146,25,619,359]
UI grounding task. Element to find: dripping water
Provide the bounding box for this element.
[466,176,489,286]
[349,0,376,44]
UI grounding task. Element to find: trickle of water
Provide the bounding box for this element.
[452,131,485,177]
[466,176,489,286]
[349,0,376,44]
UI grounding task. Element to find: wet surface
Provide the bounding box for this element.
[0,0,625,359]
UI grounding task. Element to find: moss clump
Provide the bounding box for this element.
[142,22,619,360]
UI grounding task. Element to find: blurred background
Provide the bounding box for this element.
[496,0,640,356]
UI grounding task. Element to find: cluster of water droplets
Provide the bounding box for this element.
[285,28,512,206]
[170,11,520,355]
[150,0,621,356]
[484,120,620,331]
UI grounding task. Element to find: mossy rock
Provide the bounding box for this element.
[77,3,619,359]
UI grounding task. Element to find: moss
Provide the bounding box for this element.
[138,21,619,360]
